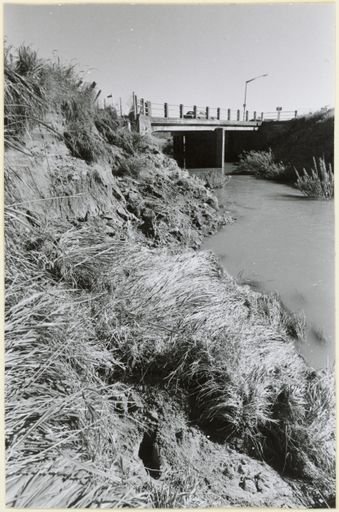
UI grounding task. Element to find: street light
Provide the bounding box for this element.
[243,73,268,121]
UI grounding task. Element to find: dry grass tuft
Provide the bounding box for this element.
[5,198,335,507]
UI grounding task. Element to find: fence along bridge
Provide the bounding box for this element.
[132,93,299,186]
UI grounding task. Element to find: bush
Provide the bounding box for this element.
[238,149,287,180]
[64,120,108,163]
[94,106,119,144]
[295,157,334,199]
[113,155,149,178]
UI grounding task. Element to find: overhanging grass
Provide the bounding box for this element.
[6,212,333,504]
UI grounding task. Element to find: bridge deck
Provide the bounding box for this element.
[150,117,261,132]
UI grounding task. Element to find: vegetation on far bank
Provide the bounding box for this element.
[5,45,336,508]
[238,148,334,199]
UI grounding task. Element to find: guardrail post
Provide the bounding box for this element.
[237,109,240,121]
[261,112,264,121]
[294,110,298,118]
[193,105,197,119]
[164,102,168,118]
[140,98,145,115]
[133,93,138,116]
[253,111,257,121]
[245,110,249,121]
[217,108,220,120]
[206,106,209,119]
[227,109,231,121]
[179,104,183,119]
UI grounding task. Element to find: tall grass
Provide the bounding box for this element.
[44,221,335,499]
[6,201,335,506]
[4,45,47,144]
[4,45,121,162]
[295,157,334,199]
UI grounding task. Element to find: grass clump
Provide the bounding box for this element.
[90,242,335,502]
[4,44,120,163]
[114,155,150,178]
[5,201,335,507]
[4,45,47,146]
[295,157,334,199]
[238,149,287,180]
[63,120,108,163]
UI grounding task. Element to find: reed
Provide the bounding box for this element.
[295,157,334,199]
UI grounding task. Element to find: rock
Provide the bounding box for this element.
[140,208,156,237]
[242,477,257,493]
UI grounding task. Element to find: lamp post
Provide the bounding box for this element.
[243,73,268,121]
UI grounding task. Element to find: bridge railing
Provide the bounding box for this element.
[132,93,299,122]
[262,110,298,121]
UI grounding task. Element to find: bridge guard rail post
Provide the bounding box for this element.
[179,104,183,119]
[193,105,197,119]
[217,108,220,120]
[164,103,168,118]
[237,110,240,121]
[206,106,210,120]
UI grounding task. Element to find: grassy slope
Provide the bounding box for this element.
[265,110,335,175]
[5,47,335,508]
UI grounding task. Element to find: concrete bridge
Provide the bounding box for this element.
[132,94,298,186]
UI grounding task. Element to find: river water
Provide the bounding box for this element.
[202,175,335,369]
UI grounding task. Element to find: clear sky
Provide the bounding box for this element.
[4,3,335,115]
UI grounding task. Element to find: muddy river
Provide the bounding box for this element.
[202,174,335,369]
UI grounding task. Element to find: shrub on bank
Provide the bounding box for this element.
[238,149,287,180]
[295,157,334,199]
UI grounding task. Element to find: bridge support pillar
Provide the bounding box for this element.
[215,128,225,169]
